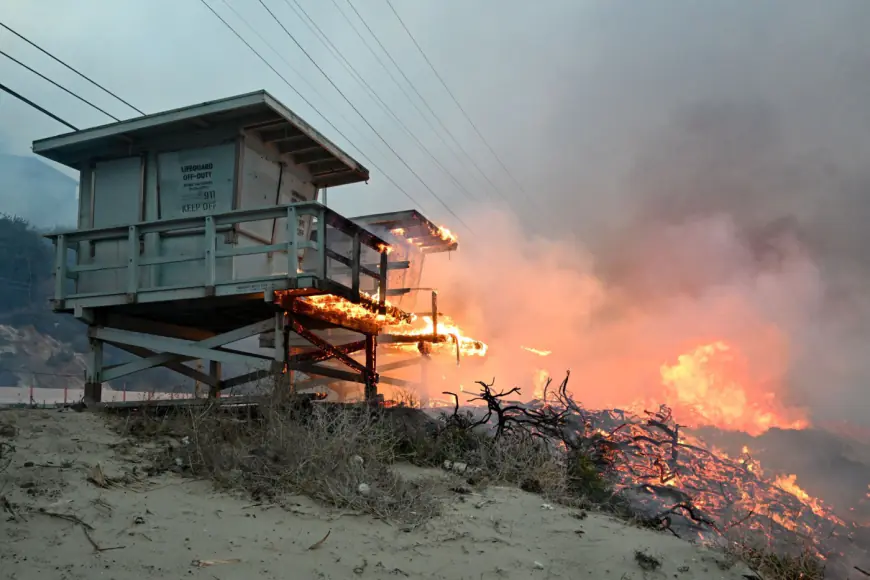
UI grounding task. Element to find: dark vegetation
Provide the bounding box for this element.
[0,214,178,391]
[0,214,86,350]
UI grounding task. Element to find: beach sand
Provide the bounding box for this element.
[0,408,758,580]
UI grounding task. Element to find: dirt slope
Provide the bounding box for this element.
[0,409,757,580]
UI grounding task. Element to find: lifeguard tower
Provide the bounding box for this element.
[36,90,480,405]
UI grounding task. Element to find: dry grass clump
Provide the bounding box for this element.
[116,393,441,525]
[727,538,825,580]
[392,403,609,505]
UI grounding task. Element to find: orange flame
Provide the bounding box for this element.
[436,225,458,245]
[773,474,829,519]
[385,314,488,357]
[389,224,459,247]
[658,341,808,435]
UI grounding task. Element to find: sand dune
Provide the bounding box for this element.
[0,408,758,580]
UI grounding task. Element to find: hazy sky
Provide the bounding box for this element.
[3,0,869,240]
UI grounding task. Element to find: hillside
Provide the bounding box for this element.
[0,214,182,398]
[0,153,78,229]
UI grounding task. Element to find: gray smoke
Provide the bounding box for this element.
[404,0,870,428]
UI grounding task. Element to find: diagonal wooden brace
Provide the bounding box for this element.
[288,319,368,375]
[93,318,275,382]
[288,340,367,367]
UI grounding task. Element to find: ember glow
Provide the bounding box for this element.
[385,313,488,357]
[659,341,809,435]
[290,292,408,328]
[389,224,458,246]
[521,346,552,356]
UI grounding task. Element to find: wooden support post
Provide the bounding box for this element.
[84,335,104,405]
[364,333,378,402]
[431,290,438,341]
[208,360,222,398]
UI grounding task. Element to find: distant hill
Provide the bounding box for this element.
[0,153,77,228]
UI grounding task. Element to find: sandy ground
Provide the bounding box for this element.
[0,408,759,580]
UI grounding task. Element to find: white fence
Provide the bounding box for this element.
[0,386,194,407]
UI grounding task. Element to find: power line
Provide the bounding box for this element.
[255,0,472,232]
[282,0,481,203]
[0,21,145,116]
[217,0,385,162]
[332,0,491,201]
[0,48,120,121]
[384,0,528,196]
[0,81,77,130]
[199,0,432,216]
[343,0,505,200]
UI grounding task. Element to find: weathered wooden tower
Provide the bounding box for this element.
[36,90,395,404]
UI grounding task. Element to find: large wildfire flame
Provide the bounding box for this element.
[658,341,809,436]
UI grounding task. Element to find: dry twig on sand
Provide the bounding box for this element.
[34,508,124,553]
[1,495,25,522]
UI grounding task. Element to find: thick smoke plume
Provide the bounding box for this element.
[418,202,829,433]
[397,1,870,430]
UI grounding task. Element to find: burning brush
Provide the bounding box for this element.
[444,374,865,578]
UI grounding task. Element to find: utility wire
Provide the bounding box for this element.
[343,0,505,200]
[332,0,491,201]
[217,0,387,163]
[199,0,432,216]
[255,0,472,232]
[0,81,77,130]
[384,0,528,195]
[283,0,480,203]
[0,48,120,121]
[0,21,145,116]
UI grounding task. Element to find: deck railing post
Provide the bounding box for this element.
[317,207,328,280]
[204,216,216,293]
[378,250,388,312]
[126,225,140,298]
[286,205,298,279]
[351,232,361,295]
[54,234,67,302]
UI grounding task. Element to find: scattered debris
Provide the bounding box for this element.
[192,558,242,567]
[86,463,110,489]
[307,529,331,550]
[353,558,369,575]
[34,508,124,553]
[635,549,662,571]
[1,495,24,522]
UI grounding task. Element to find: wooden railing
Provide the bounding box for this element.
[45,202,390,309]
